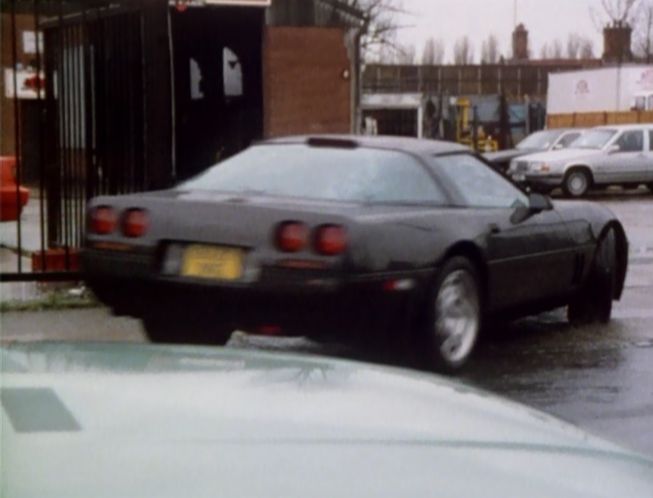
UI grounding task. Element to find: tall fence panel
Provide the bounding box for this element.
[1,0,172,282]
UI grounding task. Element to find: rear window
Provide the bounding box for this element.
[180,144,447,205]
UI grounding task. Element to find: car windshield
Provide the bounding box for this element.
[180,144,447,205]
[516,130,563,150]
[568,129,617,149]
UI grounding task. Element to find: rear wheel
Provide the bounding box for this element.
[568,228,616,326]
[142,310,233,345]
[563,168,591,198]
[416,257,481,373]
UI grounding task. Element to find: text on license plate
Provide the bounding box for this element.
[181,245,244,281]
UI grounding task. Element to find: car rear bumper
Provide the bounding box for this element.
[83,248,434,337]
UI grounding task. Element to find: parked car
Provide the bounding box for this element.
[483,128,585,173]
[2,342,653,498]
[507,124,653,197]
[82,135,628,372]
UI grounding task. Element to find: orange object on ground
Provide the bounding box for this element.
[31,248,80,272]
[0,156,30,221]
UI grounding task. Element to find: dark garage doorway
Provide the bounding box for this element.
[172,6,264,181]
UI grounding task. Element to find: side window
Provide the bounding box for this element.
[649,130,653,151]
[223,47,243,98]
[189,58,204,100]
[615,130,644,152]
[557,132,580,148]
[431,154,529,208]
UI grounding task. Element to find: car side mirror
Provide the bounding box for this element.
[607,144,620,154]
[511,193,553,223]
[529,192,553,212]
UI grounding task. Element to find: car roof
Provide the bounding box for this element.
[536,128,586,133]
[261,134,471,156]
[595,124,653,131]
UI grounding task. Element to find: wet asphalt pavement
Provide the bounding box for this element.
[2,189,653,456]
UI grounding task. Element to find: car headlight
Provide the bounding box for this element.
[529,161,551,173]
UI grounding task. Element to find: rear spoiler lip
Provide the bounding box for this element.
[306,137,359,149]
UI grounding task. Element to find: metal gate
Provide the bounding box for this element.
[1,0,173,281]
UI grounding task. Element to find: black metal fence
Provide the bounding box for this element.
[1,0,172,281]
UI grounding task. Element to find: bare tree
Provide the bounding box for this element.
[378,41,416,63]
[480,34,501,63]
[540,38,565,59]
[566,33,582,59]
[421,37,445,64]
[551,39,564,59]
[325,0,408,62]
[540,42,550,59]
[394,43,416,64]
[590,0,639,29]
[634,0,653,61]
[453,36,475,65]
[579,38,596,59]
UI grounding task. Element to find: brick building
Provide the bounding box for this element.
[1,0,364,189]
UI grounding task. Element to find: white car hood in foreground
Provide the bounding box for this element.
[1,343,652,498]
[517,147,605,164]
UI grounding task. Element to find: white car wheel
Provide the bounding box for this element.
[564,169,590,198]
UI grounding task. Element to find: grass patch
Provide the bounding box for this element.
[0,291,100,313]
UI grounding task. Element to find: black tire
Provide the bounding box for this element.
[563,168,591,198]
[142,311,233,345]
[415,257,482,373]
[568,228,616,326]
[648,183,653,194]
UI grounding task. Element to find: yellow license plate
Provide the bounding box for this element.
[181,245,244,281]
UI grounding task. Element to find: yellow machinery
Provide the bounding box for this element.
[455,97,499,152]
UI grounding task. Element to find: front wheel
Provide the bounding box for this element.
[563,169,591,198]
[416,257,481,373]
[568,228,616,326]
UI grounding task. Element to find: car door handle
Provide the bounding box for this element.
[488,223,501,234]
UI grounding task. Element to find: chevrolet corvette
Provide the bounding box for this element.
[82,135,628,371]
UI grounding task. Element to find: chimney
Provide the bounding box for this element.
[603,21,633,62]
[512,24,529,61]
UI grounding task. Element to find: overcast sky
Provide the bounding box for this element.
[395,0,605,62]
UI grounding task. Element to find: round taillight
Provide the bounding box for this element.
[89,206,117,235]
[314,225,347,256]
[276,221,308,252]
[122,209,149,238]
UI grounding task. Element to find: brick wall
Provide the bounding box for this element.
[263,26,352,137]
[1,13,36,156]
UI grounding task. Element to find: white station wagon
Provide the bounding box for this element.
[508,124,653,197]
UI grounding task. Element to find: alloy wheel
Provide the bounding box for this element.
[433,269,480,365]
